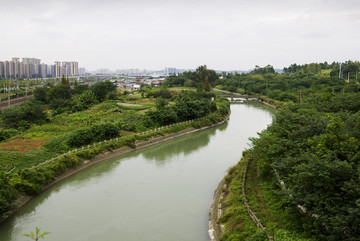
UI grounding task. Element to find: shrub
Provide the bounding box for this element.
[0,129,19,142]
[43,136,70,154]
[1,101,49,129]
[0,170,17,217]
[67,123,120,148]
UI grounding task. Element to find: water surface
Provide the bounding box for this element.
[0,102,275,241]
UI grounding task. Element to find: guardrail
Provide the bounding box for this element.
[30,115,216,170]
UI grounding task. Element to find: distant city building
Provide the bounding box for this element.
[79,67,86,75]
[97,69,110,74]
[0,57,79,79]
[71,62,79,76]
[0,61,4,77]
[164,67,177,76]
[54,61,61,78]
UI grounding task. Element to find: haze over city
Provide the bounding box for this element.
[1,0,360,71]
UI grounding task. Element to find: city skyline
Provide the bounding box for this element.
[1,0,359,71]
[0,57,79,79]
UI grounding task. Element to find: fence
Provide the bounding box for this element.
[242,157,273,241]
[30,115,219,170]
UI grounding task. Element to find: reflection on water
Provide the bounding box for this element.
[140,126,218,164]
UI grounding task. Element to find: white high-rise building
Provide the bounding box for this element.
[54,61,61,78]
[71,62,79,76]
[164,67,177,76]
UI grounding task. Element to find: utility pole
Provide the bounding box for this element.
[348,72,350,82]
[7,79,10,108]
[339,63,342,78]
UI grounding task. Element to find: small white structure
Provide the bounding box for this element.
[133,84,141,90]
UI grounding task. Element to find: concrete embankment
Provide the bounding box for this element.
[209,178,226,241]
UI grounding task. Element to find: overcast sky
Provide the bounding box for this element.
[1,0,360,71]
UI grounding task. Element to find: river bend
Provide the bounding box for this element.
[0,102,275,241]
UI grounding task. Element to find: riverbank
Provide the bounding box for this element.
[209,178,226,241]
[8,113,230,221]
[213,88,284,110]
[208,98,279,241]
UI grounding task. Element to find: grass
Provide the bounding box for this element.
[219,155,263,241]
[168,87,195,92]
[0,100,147,170]
[219,152,317,241]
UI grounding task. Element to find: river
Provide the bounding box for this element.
[0,101,275,241]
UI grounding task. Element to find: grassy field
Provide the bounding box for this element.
[0,99,154,171]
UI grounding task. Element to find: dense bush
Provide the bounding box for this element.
[72,84,89,95]
[43,136,71,154]
[143,90,223,127]
[67,123,120,148]
[91,80,117,101]
[217,98,230,116]
[144,108,179,127]
[0,170,17,217]
[1,100,49,130]
[0,129,19,142]
[251,93,360,240]
[174,95,217,121]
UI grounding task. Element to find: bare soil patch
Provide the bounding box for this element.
[0,139,47,153]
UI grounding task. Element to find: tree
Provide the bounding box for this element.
[1,101,48,129]
[91,80,117,101]
[61,74,69,86]
[78,90,98,107]
[251,65,275,74]
[204,76,211,92]
[74,79,79,88]
[33,87,47,102]
[196,83,203,92]
[155,97,169,109]
[195,65,217,86]
[46,85,72,102]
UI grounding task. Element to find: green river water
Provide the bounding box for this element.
[0,102,275,241]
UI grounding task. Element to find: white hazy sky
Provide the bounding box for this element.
[1,0,360,71]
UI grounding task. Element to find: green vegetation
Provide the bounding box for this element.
[0,77,230,221]
[216,62,359,107]
[22,227,50,240]
[220,153,318,241]
[0,78,85,101]
[218,62,360,241]
[248,94,360,240]
[162,65,217,89]
[2,60,359,240]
